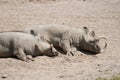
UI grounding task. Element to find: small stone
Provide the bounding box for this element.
[98,70,102,72]
[1,74,8,79]
[62,23,65,25]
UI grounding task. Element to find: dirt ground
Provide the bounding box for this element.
[0,0,120,80]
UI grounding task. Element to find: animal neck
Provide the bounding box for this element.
[69,28,85,47]
[78,36,86,50]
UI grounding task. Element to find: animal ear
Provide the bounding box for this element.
[83,26,89,34]
[30,30,38,36]
[89,31,95,37]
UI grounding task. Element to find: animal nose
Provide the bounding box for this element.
[96,45,99,48]
[53,51,58,56]
[95,45,101,53]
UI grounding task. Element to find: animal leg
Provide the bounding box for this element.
[26,55,34,61]
[13,48,27,62]
[71,47,77,52]
[50,44,59,56]
[59,40,75,56]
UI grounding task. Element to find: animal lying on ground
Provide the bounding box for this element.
[0,30,58,61]
[25,24,107,56]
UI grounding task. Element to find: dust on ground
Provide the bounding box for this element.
[0,0,120,80]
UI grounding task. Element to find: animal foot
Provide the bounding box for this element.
[26,55,34,61]
[66,51,74,56]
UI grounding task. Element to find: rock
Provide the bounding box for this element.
[1,74,8,79]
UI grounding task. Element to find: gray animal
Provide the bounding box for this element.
[0,30,58,61]
[25,24,107,56]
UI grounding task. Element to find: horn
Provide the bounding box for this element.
[100,41,107,53]
[99,36,107,48]
[98,36,108,53]
[103,42,107,49]
[98,36,107,41]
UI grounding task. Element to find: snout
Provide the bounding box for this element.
[49,50,59,57]
[94,44,107,54]
[97,40,107,53]
[52,51,59,56]
[94,45,101,53]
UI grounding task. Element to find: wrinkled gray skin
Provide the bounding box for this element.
[25,24,107,56]
[0,30,58,61]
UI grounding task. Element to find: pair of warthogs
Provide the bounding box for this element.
[0,24,107,61]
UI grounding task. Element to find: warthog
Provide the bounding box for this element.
[0,30,58,61]
[25,24,107,56]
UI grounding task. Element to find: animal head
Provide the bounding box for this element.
[36,43,59,57]
[30,30,59,56]
[79,27,107,54]
[43,44,59,57]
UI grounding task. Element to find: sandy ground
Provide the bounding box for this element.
[0,0,120,80]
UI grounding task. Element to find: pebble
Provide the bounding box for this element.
[1,74,8,79]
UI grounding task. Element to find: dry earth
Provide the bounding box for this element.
[0,0,120,80]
